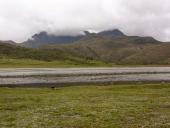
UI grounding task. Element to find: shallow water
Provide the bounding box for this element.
[0,67,170,86]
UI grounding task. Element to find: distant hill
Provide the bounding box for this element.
[21,29,126,48]
[1,29,170,66]
[0,40,70,61]
[0,40,17,45]
[42,34,170,65]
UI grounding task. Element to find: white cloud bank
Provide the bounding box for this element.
[0,0,170,42]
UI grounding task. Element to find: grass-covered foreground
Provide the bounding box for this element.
[0,84,170,128]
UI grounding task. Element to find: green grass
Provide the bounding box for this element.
[0,58,168,68]
[0,84,170,128]
[0,58,111,68]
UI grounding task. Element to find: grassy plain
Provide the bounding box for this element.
[0,58,111,68]
[0,84,170,128]
[0,58,169,68]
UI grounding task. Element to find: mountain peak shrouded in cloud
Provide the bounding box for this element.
[98,29,125,37]
[22,29,126,48]
[0,0,170,42]
[84,31,93,35]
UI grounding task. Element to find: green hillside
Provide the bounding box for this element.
[0,34,170,67]
[42,35,170,65]
[0,41,110,67]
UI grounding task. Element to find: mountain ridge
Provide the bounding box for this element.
[21,29,126,48]
[0,29,170,66]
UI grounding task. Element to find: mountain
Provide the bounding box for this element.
[21,29,126,48]
[98,29,125,37]
[1,29,170,66]
[41,34,170,65]
[21,31,83,48]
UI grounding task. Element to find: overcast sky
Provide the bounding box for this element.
[0,0,170,42]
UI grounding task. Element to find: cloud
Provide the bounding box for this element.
[0,0,170,42]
